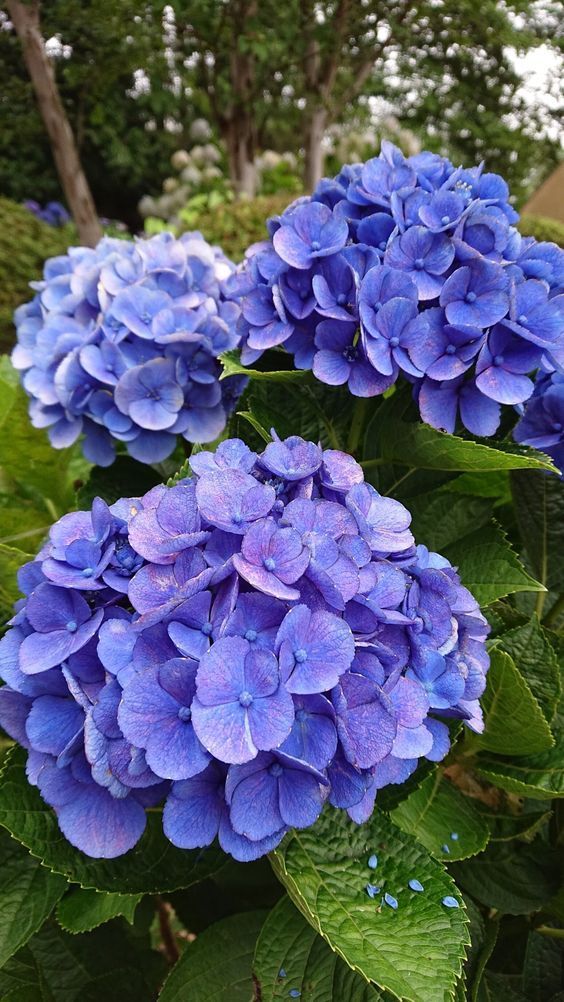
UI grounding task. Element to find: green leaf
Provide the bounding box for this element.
[475,649,554,756]
[270,806,469,1002]
[450,840,560,915]
[236,410,272,443]
[407,493,492,552]
[0,747,225,894]
[390,772,490,861]
[475,748,564,800]
[0,543,32,623]
[523,930,562,1001]
[158,910,267,1001]
[511,469,564,592]
[476,973,527,1002]
[476,805,551,843]
[443,522,544,606]
[56,888,141,934]
[0,919,165,1002]
[497,617,561,724]
[253,895,385,1001]
[445,471,511,503]
[169,857,282,935]
[220,349,308,382]
[75,457,162,508]
[0,828,67,968]
[366,393,556,473]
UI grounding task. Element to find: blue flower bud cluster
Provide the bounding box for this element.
[226,143,564,437]
[0,436,489,861]
[12,232,244,466]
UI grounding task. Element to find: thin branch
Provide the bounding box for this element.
[156,896,180,966]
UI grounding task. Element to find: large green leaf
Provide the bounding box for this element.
[365,393,556,473]
[0,828,67,968]
[0,919,165,1002]
[476,747,564,800]
[443,523,544,607]
[511,469,564,593]
[56,888,141,934]
[390,772,490,862]
[523,930,562,1001]
[497,618,561,724]
[158,910,267,1002]
[0,543,32,624]
[270,806,469,1002]
[0,747,225,893]
[253,895,385,1001]
[475,649,554,756]
[407,493,492,552]
[450,840,560,915]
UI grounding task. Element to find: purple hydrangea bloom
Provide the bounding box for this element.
[0,435,490,861]
[514,371,564,474]
[13,232,244,465]
[225,143,564,434]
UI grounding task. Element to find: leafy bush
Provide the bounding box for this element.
[0,197,74,353]
[177,193,296,261]
[519,212,564,247]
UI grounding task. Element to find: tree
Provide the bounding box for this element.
[6,0,102,245]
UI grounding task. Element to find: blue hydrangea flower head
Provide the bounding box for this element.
[13,232,244,465]
[0,435,490,861]
[226,144,564,437]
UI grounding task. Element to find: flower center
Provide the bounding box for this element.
[389,336,400,347]
[232,512,243,525]
[518,313,528,324]
[141,311,151,324]
[263,556,276,571]
[269,762,283,777]
[441,215,450,225]
[311,240,320,251]
[414,257,425,270]
[294,648,308,663]
[337,292,347,305]
[244,628,258,642]
[465,291,477,303]
[238,690,254,708]
[296,708,307,722]
[343,344,358,362]
[81,566,94,577]
[66,620,77,633]
[201,622,213,636]
[493,354,504,366]
[177,706,192,722]
[553,422,562,432]
[445,344,456,355]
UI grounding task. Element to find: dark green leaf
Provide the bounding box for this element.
[236,410,272,443]
[511,469,564,592]
[476,972,527,1002]
[497,617,561,724]
[158,911,267,1001]
[390,772,490,861]
[56,888,141,934]
[0,747,225,893]
[407,493,493,552]
[476,749,564,800]
[0,828,67,968]
[476,804,552,843]
[0,919,165,1002]
[450,840,560,914]
[475,649,554,756]
[253,896,385,1001]
[365,393,556,473]
[169,857,282,935]
[75,456,162,508]
[443,522,544,607]
[0,544,32,624]
[523,930,562,1001]
[270,806,469,1002]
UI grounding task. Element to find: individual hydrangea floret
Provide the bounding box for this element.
[13,232,244,466]
[226,143,564,437]
[0,435,490,861]
[514,370,564,474]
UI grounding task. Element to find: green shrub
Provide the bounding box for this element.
[0,197,75,353]
[177,192,297,262]
[519,212,564,247]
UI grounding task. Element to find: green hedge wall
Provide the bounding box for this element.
[0,197,75,353]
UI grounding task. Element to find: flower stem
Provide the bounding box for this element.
[156,896,180,965]
[347,398,369,456]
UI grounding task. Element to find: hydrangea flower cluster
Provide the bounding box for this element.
[12,232,243,466]
[227,142,564,437]
[0,436,489,861]
[514,370,564,474]
[23,199,71,227]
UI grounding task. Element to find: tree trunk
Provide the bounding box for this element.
[223,117,257,199]
[7,0,102,246]
[304,106,327,192]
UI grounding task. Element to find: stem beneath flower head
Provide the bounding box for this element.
[543,592,564,629]
[346,398,369,456]
[156,895,180,965]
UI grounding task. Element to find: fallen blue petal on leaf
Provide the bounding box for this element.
[409,879,424,892]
